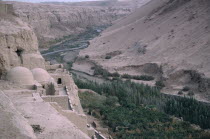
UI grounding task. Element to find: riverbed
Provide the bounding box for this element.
[41,25,109,66]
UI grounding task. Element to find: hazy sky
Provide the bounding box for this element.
[3,0,105,3]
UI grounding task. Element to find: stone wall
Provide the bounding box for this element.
[50,102,88,135]
[50,71,84,114]
[42,95,70,110]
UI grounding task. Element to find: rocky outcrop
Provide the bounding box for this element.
[10,2,132,48]
[0,12,45,79]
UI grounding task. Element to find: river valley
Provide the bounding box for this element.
[40,21,210,139]
[41,25,109,71]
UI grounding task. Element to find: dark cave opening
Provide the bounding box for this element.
[15,48,24,64]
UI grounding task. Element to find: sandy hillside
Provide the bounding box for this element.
[78,0,210,96]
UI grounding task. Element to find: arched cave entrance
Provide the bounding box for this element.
[57,78,62,84]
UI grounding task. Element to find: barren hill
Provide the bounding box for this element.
[77,0,210,98]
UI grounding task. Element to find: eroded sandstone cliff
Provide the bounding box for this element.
[0,12,45,79]
[9,2,132,48]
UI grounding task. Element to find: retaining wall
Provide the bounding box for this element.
[50,102,88,135]
[42,95,70,110]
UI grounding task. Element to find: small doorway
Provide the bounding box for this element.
[57,78,62,84]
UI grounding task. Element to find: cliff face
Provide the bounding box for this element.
[0,13,45,78]
[11,2,131,48]
[0,4,90,139]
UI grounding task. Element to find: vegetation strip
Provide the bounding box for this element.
[92,65,154,81]
[74,76,210,138]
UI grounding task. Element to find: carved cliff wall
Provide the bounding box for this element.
[0,6,45,78]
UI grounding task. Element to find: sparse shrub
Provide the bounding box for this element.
[31,125,43,133]
[182,86,190,92]
[137,46,147,54]
[85,55,89,58]
[93,66,103,75]
[109,72,120,77]
[112,77,120,81]
[105,55,111,59]
[188,91,195,96]
[134,41,147,54]
[132,75,155,81]
[91,110,101,118]
[93,65,120,79]
[132,75,141,80]
[121,74,132,79]
[91,66,95,70]
[155,80,165,89]
[178,91,183,95]
[93,65,109,78]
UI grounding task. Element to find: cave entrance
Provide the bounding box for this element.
[15,48,24,64]
[57,78,62,84]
